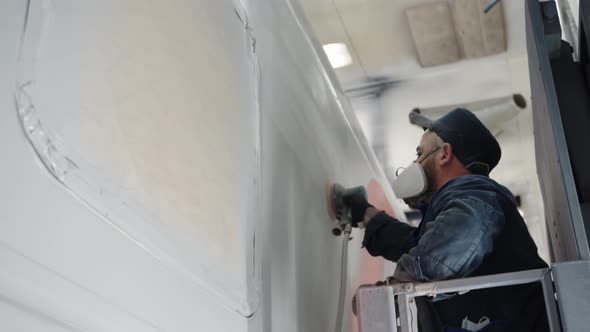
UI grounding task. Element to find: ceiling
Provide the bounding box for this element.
[297,0,533,178]
[298,0,528,87]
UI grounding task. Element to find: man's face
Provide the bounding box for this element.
[415,130,440,193]
[399,130,443,209]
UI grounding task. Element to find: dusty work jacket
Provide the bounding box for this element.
[363,175,549,332]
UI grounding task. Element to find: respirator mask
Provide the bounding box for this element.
[392,147,440,208]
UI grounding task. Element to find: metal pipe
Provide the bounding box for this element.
[397,293,414,332]
[483,0,501,14]
[542,271,563,332]
[408,269,548,297]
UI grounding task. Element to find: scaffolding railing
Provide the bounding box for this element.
[355,268,561,332]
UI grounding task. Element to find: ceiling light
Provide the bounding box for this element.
[322,43,352,69]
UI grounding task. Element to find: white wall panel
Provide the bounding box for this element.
[248,2,403,330]
[1,0,400,331]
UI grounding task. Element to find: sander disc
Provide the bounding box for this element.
[327,182,337,220]
[327,182,345,221]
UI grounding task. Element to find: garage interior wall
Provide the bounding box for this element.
[1,0,401,331]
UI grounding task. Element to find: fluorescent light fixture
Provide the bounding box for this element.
[322,43,352,69]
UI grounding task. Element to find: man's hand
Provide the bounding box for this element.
[342,193,374,227]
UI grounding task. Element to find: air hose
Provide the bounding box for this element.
[335,224,352,332]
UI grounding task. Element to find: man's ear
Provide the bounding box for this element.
[440,143,453,165]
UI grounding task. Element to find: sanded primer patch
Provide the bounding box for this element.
[15,0,260,317]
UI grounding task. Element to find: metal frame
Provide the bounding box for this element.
[551,261,590,331]
[526,0,590,261]
[356,269,562,332]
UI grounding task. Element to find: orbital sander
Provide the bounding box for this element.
[326,182,367,236]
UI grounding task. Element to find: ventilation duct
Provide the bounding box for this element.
[411,94,527,136]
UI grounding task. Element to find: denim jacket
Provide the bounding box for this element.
[363,175,513,282]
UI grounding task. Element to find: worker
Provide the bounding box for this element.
[345,108,549,331]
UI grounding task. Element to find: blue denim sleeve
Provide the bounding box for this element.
[362,212,416,262]
[394,191,505,282]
